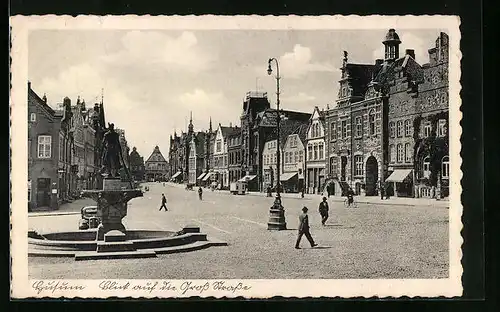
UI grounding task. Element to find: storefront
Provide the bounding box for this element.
[385,169,413,198]
[280,172,299,193]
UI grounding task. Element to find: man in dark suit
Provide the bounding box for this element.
[295,207,318,249]
[319,197,329,226]
[159,193,168,211]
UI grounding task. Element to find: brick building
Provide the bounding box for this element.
[227,126,242,184]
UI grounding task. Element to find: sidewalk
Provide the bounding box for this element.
[28,198,96,217]
[165,182,449,208]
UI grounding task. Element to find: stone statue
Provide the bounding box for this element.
[100,123,122,178]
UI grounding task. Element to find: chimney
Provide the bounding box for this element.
[405,49,415,60]
[375,59,384,66]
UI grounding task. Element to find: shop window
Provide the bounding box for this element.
[442,156,449,179]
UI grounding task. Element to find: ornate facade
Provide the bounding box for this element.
[145,145,169,182]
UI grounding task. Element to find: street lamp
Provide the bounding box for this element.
[266,57,286,230]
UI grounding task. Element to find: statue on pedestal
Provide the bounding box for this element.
[100,123,122,178]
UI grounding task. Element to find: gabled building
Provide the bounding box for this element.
[305,106,327,194]
[227,126,242,183]
[281,123,308,193]
[262,118,310,192]
[28,82,73,210]
[145,146,169,182]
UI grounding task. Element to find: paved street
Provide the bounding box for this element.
[29,182,449,279]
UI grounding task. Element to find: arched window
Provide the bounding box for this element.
[423,156,431,178]
[369,110,376,135]
[442,156,449,179]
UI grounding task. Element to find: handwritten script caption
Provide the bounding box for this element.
[32,280,252,296]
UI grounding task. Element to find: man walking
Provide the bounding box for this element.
[295,207,318,249]
[198,186,203,200]
[319,196,329,226]
[159,193,168,211]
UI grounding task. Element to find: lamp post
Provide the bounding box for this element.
[267,58,287,230]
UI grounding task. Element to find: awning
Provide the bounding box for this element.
[280,172,298,181]
[238,175,257,182]
[171,171,182,179]
[202,172,213,181]
[385,169,413,182]
[197,172,206,180]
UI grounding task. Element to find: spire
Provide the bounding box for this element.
[188,111,194,134]
[209,116,213,133]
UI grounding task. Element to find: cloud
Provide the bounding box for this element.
[281,92,316,103]
[372,32,429,64]
[279,44,336,79]
[102,31,215,72]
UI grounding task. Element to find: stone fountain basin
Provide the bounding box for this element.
[29,229,208,251]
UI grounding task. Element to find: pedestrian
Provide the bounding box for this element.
[301,188,305,198]
[295,207,318,249]
[159,193,168,211]
[198,186,203,200]
[319,196,329,226]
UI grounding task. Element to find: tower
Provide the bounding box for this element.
[188,111,194,135]
[383,28,401,61]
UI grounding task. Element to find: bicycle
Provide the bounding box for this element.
[344,197,358,208]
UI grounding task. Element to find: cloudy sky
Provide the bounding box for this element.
[28,28,444,158]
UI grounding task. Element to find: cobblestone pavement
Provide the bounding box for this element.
[29,182,449,279]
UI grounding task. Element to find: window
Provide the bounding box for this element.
[424,122,432,137]
[397,120,404,137]
[354,155,363,176]
[331,122,337,140]
[30,113,36,122]
[295,151,298,163]
[397,144,404,162]
[308,145,313,160]
[389,122,395,137]
[330,157,338,176]
[390,144,396,163]
[216,140,222,152]
[342,120,348,138]
[438,119,447,137]
[442,156,449,179]
[369,110,376,135]
[319,143,324,160]
[299,150,304,162]
[405,143,412,163]
[423,156,431,178]
[355,117,362,137]
[313,144,318,160]
[37,135,52,158]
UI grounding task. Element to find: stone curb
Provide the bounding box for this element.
[28,212,81,217]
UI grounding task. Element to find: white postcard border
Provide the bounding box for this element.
[10,15,462,298]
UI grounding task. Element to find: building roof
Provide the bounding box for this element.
[268,119,310,148]
[291,123,309,143]
[145,146,168,163]
[256,108,311,128]
[373,54,423,86]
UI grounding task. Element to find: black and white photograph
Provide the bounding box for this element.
[10,15,462,298]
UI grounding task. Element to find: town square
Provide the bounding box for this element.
[19,18,460,289]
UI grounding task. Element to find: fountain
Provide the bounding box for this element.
[28,123,226,260]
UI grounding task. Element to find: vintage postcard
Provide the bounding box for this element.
[10,15,462,298]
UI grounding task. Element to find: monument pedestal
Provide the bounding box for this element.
[267,195,287,230]
[81,178,143,241]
